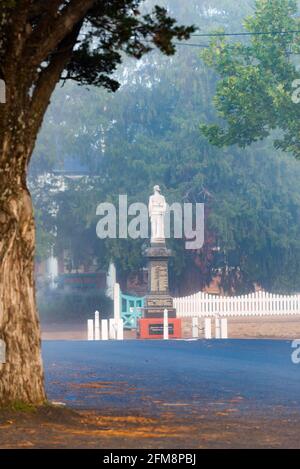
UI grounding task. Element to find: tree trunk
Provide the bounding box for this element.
[0,9,83,406]
[0,180,45,406]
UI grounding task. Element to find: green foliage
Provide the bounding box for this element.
[0,1,195,87]
[61,0,195,91]
[201,0,300,158]
[9,401,37,413]
[38,290,113,323]
[208,142,300,293]
[31,0,300,294]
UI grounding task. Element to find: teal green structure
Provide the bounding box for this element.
[121,293,144,329]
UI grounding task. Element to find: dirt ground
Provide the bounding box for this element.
[0,405,300,449]
[41,315,300,340]
[228,315,300,339]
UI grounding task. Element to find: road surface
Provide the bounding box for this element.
[44,339,300,415]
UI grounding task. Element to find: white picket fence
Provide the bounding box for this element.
[174,290,300,318]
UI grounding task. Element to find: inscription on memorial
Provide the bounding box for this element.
[146,297,173,308]
[150,261,168,293]
[159,264,168,292]
[148,323,174,335]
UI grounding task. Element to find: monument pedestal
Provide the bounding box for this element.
[137,317,181,339]
[143,243,176,318]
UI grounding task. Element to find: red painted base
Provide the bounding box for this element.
[137,317,182,339]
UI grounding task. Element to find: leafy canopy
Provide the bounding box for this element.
[0,1,194,91]
[201,0,300,158]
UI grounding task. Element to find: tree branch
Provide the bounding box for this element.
[23,0,96,71]
[26,22,82,163]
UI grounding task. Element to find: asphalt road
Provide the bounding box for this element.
[43,339,300,416]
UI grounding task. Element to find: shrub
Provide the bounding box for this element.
[37,289,113,323]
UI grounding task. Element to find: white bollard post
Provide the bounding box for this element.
[109,318,116,339]
[101,319,108,340]
[192,317,199,338]
[87,319,94,341]
[163,309,169,340]
[117,319,124,340]
[204,318,212,339]
[215,317,221,339]
[94,311,100,340]
[113,283,121,322]
[221,318,228,339]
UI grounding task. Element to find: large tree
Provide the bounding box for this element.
[0,0,193,406]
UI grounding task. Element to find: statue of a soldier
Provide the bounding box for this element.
[148,185,167,244]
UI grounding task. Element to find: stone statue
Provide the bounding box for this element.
[148,185,167,244]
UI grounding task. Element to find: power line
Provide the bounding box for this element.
[173,42,300,51]
[173,42,209,48]
[80,29,300,40]
[191,30,300,37]
[174,29,300,49]
[79,28,300,50]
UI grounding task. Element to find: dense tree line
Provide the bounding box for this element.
[31,0,300,295]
